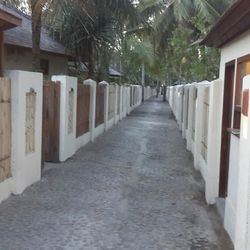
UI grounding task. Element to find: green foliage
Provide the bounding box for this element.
[166,25,220,83]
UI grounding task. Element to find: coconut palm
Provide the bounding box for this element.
[45,0,142,79]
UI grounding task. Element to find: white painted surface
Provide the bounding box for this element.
[206,79,224,204]
[94,124,105,138]
[194,81,211,170]
[186,83,196,154]
[84,79,97,141]
[52,75,77,162]
[114,84,119,124]
[119,86,123,120]
[224,134,239,243]
[8,70,43,194]
[234,76,250,250]
[76,132,91,151]
[182,85,190,139]
[0,178,13,203]
[107,118,115,130]
[99,81,109,131]
[219,30,250,81]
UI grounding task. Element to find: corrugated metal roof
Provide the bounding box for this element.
[1,3,71,56]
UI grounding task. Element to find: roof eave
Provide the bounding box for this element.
[0,9,21,30]
[201,0,250,48]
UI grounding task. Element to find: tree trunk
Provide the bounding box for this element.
[141,63,145,86]
[31,0,42,72]
[87,40,94,78]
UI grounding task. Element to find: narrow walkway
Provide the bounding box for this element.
[0,98,232,250]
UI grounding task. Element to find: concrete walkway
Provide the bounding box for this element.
[0,98,233,250]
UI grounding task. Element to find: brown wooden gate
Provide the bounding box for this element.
[77,84,90,137]
[95,85,105,127]
[42,81,60,163]
[0,78,11,182]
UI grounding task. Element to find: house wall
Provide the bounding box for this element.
[4,47,68,78]
[219,30,250,245]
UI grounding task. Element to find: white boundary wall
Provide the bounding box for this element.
[10,70,43,195]
[167,79,250,248]
[234,75,250,250]
[167,80,223,205]
[193,81,211,173]
[0,75,152,204]
[0,70,43,203]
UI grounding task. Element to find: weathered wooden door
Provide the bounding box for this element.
[76,84,90,137]
[95,85,105,127]
[219,62,235,197]
[42,81,60,163]
[0,78,11,182]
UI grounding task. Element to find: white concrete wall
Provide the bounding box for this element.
[218,30,250,247]
[224,134,239,242]
[52,75,77,162]
[8,70,43,195]
[234,75,250,250]
[182,85,190,139]
[186,84,196,154]
[219,30,250,81]
[84,79,97,142]
[193,81,211,174]
[206,79,224,204]
[99,81,109,131]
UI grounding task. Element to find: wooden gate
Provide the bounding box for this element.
[95,85,105,127]
[42,81,60,163]
[77,84,90,137]
[0,78,11,182]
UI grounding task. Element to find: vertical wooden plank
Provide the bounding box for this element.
[42,81,60,163]
[95,85,105,127]
[0,78,11,182]
[76,84,90,137]
[25,91,36,154]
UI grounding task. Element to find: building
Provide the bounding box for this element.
[1,3,71,77]
[201,0,250,248]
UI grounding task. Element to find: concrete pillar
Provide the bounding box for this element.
[99,81,109,131]
[182,85,189,139]
[114,84,119,124]
[119,86,123,120]
[186,83,197,154]
[206,79,223,204]
[194,81,210,170]
[8,70,43,194]
[52,75,78,162]
[84,79,96,142]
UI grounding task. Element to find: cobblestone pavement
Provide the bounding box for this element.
[0,98,233,250]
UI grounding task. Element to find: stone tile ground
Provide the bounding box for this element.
[0,98,233,250]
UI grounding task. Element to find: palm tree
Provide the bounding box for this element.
[46,0,141,79]
[30,0,44,71]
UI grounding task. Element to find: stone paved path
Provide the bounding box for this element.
[0,98,233,250]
